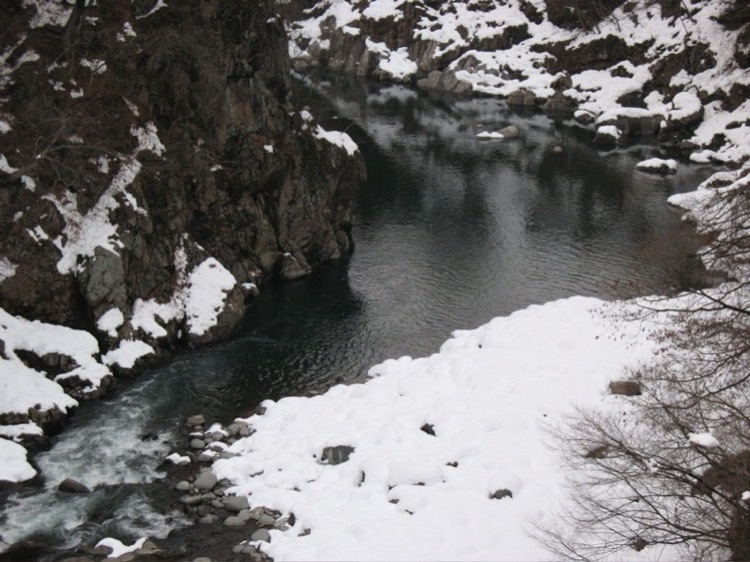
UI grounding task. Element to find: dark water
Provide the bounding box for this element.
[0,78,713,551]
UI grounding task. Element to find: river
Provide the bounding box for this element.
[0,77,712,553]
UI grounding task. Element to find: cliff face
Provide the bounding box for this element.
[0,0,364,357]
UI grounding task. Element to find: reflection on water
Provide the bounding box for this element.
[1,76,714,551]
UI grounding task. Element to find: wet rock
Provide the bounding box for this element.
[175,480,191,491]
[199,514,219,525]
[224,515,246,527]
[58,478,90,494]
[321,445,355,465]
[552,145,564,154]
[507,89,537,108]
[279,253,311,281]
[542,92,575,117]
[498,125,520,139]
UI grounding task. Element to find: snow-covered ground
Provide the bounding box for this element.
[210,294,677,560]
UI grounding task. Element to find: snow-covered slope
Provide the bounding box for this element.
[291,0,750,163]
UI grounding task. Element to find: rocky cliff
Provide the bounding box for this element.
[288,0,750,162]
[0,0,364,443]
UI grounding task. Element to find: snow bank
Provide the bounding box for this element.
[314,125,359,156]
[213,296,664,561]
[0,438,36,482]
[0,307,110,404]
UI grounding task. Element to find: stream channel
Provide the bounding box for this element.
[0,75,714,553]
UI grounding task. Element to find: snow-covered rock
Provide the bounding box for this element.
[636,157,678,175]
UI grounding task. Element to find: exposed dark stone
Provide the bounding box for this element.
[420,423,436,436]
[542,92,575,117]
[58,478,91,494]
[321,445,355,465]
[507,89,537,108]
[490,488,513,500]
[609,380,642,396]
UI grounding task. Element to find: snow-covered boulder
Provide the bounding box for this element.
[593,125,622,147]
[636,157,678,175]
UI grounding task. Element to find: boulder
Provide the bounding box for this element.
[498,125,520,139]
[58,478,90,494]
[250,529,271,542]
[507,89,537,108]
[280,253,311,281]
[321,445,355,465]
[224,495,250,512]
[194,470,218,491]
[541,92,574,117]
[593,125,621,147]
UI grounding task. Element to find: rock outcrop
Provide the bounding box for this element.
[0,0,365,453]
[0,0,365,353]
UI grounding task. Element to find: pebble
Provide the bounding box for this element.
[224,515,246,527]
[210,499,224,509]
[186,414,205,427]
[194,471,218,490]
[196,504,213,516]
[175,480,190,491]
[233,542,257,554]
[250,529,271,542]
[180,494,204,506]
[193,557,213,562]
[190,438,206,449]
[258,514,275,527]
[199,514,219,525]
[224,495,249,512]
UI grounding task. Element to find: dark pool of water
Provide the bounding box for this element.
[0,77,714,551]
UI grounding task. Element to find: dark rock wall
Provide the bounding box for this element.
[0,0,365,347]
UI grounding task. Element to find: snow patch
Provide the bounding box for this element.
[185,258,237,337]
[0,258,17,283]
[96,537,147,559]
[102,340,154,370]
[0,438,36,482]
[314,125,359,156]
